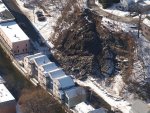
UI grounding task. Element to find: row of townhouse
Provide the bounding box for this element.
[0,76,16,113]
[23,53,86,108]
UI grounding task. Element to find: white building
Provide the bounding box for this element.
[49,68,66,90]
[0,21,30,55]
[53,76,75,100]
[24,53,50,78]
[0,84,16,113]
[64,87,86,108]
[38,62,58,89]
[24,53,42,77]
[142,17,150,41]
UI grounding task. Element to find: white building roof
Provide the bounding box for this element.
[75,102,95,113]
[41,62,58,73]
[143,18,150,27]
[56,76,75,89]
[65,87,86,99]
[33,55,50,66]
[0,21,29,43]
[0,84,15,103]
[49,69,66,79]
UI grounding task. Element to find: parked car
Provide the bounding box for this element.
[38,16,46,21]
[36,11,44,17]
[36,11,46,22]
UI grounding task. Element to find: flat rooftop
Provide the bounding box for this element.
[0,21,29,43]
[0,1,15,22]
[0,84,15,103]
[33,55,50,66]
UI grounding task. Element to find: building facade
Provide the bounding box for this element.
[24,54,50,78]
[38,62,58,89]
[53,76,75,99]
[0,21,30,55]
[64,87,86,108]
[142,17,150,41]
[24,53,42,77]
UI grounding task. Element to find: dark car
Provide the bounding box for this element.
[36,11,44,17]
[38,16,46,21]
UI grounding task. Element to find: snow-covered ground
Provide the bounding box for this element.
[102,16,150,84]
[16,0,59,48]
[16,0,150,111]
[95,0,130,17]
[101,17,137,32]
[75,78,131,113]
[16,0,87,49]
[95,0,150,19]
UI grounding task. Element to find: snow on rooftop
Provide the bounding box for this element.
[56,76,75,89]
[49,69,66,79]
[33,55,50,66]
[143,18,150,27]
[65,87,85,99]
[41,62,58,72]
[26,53,43,60]
[0,21,29,43]
[0,84,15,103]
[75,102,95,113]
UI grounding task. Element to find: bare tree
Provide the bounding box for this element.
[18,88,65,113]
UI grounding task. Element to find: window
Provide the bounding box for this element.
[18,50,19,53]
[17,46,19,48]
[23,49,24,52]
[26,44,27,47]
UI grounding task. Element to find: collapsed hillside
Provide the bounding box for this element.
[53,8,134,79]
[16,0,150,104]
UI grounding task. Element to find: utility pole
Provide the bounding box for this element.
[136,1,142,39]
[137,14,141,38]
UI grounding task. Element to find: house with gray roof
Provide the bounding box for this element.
[64,87,86,108]
[23,53,50,79]
[24,53,42,76]
[38,62,59,89]
[53,76,75,101]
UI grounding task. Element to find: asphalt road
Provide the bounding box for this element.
[2,0,41,42]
